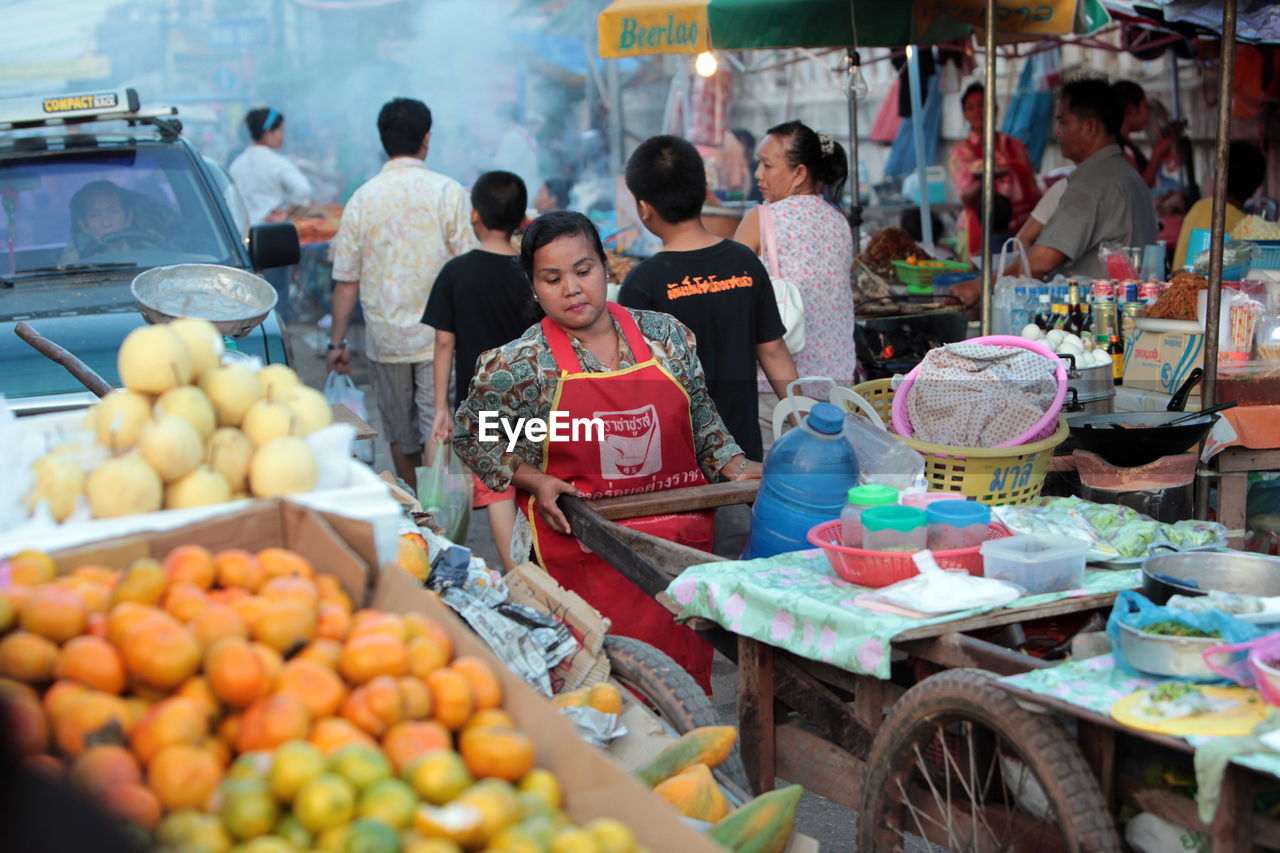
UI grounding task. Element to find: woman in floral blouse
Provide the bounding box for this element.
[452,211,760,689]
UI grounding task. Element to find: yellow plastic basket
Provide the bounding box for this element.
[851,379,1068,506]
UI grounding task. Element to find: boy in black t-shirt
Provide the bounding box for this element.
[422,170,530,571]
[618,135,797,461]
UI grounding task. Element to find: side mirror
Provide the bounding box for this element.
[248,222,300,270]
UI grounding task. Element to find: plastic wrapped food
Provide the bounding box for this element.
[1132,682,1214,722]
[1168,591,1265,616]
[1110,520,1164,558]
[1168,519,1226,550]
[1231,215,1280,240]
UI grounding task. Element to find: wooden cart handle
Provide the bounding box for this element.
[14,321,113,398]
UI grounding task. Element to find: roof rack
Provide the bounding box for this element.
[0,88,183,140]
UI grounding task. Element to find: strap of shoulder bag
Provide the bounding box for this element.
[759,203,781,279]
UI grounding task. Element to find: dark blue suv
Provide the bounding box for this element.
[0,89,297,415]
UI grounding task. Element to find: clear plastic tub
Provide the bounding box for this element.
[861,506,927,553]
[926,500,991,550]
[839,484,899,548]
[979,534,1088,594]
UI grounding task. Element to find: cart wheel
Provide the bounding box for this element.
[603,635,751,794]
[858,669,1121,853]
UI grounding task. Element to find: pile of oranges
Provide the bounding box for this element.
[903,256,954,269]
[0,546,647,853]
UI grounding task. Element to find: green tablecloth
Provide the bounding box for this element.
[665,547,1139,679]
[1000,656,1280,782]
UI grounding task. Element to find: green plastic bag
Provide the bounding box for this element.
[417,441,473,545]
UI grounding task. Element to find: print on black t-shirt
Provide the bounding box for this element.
[618,239,784,462]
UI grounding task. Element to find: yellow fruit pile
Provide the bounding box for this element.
[0,546,651,853]
[25,321,332,523]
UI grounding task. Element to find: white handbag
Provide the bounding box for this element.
[759,203,806,354]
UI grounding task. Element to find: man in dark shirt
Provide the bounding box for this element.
[618,135,798,462]
[423,170,532,570]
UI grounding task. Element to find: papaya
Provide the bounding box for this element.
[709,784,803,853]
[633,725,737,787]
[652,763,729,822]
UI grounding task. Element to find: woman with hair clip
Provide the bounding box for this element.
[451,211,762,690]
[734,120,857,446]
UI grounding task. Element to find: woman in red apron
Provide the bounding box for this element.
[451,212,761,691]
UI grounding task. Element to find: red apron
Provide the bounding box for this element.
[520,304,715,690]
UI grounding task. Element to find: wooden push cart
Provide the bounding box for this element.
[561,482,1280,851]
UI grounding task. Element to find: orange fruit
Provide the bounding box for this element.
[26,753,63,778]
[5,692,49,756]
[70,564,118,587]
[463,709,515,733]
[214,548,266,592]
[404,614,453,660]
[102,783,162,830]
[451,656,502,712]
[425,668,474,732]
[230,595,269,630]
[251,599,316,654]
[350,611,406,641]
[398,677,432,720]
[192,603,249,649]
[176,676,221,721]
[397,536,430,582]
[382,720,450,773]
[251,642,283,689]
[110,559,167,607]
[341,688,390,738]
[106,601,158,646]
[458,726,535,782]
[340,632,409,684]
[277,659,347,719]
[8,550,56,586]
[0,630,59,684]
[315,575,352,612]
[55,635,126,694]
[54,691,129,756]
[61,577,111,613]
[129,697,208,765]
[407,637,449,681]
[164,544,217,590]
[205,638,270,709]
[588,683,623,715]
[43,679,90,720]
[260,575,319,608]
[258,547,314,580]
[235,693,310,753]
[162,581,209,623]
[296,638,342,669]
[20,584,88,643]
[316,602,351,641]
[403,749,473,806]
[310,717,377,755]
[201,736,232,768]
[148,742,222,811]
[70,744,142,793]
[120,614,201,690]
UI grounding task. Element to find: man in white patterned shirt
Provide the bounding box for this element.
[328,98,477,488]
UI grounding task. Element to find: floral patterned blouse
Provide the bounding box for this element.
[758,193,858,389]
[452,307,743,493]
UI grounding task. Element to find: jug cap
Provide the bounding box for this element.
[847,484,898,507]
[925,500,991,526]
[807,402,844,435]
[860,505,927,533]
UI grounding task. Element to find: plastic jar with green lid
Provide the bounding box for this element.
[839,484,900,548]
[861,505,928,553]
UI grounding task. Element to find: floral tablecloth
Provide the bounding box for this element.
[665,547,1139,679]
[1000,655,1280,782]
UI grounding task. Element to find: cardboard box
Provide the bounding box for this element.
[1122,328,1205,395]
[504,562,611,693]
[37,504,726,853]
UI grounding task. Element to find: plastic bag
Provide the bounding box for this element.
[992,239,1040,336]
[863,551,1023,614]
[323,371,374,466]
[417,441,473,545]
[843,411,925,491]
[1106,590,1264,681]
[1099,242,1140,279]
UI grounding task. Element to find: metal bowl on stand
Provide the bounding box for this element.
[1143,550,1280,604]
[131,264,277,339]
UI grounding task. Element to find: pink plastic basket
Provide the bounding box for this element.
[807,520,1012,588]
[1204,635,1280,705]
[890,335,1068,447]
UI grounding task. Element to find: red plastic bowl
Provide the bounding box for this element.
[807,520,1012,588]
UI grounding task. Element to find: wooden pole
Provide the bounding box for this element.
[14,321,112,398]
[979,0,997,334]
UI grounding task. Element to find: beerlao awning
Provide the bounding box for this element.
[598,0,1108,57]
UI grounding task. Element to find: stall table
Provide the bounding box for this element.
[1203,405,1280,548]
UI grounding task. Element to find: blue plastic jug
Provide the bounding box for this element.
[742,402,860,559]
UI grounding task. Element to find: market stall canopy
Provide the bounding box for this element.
[598,0,1110,56]
[1103,0,1280,43]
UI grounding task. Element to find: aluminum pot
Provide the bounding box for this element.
[132,263,277,338]
[1116,621,1220,679]
[1060,354,1115,399]
[1142,550,1280,605]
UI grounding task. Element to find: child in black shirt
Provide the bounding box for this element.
[423,170,530,570]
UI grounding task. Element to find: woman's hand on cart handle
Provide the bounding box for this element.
[513,464,582,535]
[723,454,762,482]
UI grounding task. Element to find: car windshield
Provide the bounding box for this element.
[0,146,238,278]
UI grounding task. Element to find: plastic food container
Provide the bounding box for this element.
[861,506,927,553]
[926,500,991,550]
[901,492,966,511]
[979,534,1088,594]
[839,484,899,548]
